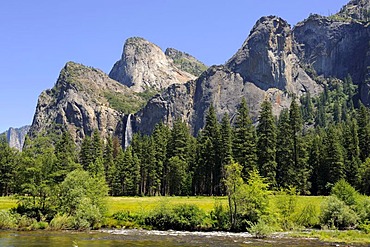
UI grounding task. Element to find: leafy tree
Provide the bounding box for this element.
[233,98,257,179]
[56,169,108,229]
[224,162,244,230]
[257,100,277,188]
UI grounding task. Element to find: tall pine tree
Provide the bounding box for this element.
[257,100,277,188]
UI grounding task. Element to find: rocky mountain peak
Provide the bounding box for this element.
[109,37,196,93]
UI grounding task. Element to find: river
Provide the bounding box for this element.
[0,229,344,246]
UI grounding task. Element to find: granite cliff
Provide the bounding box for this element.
[134,16,323,135]
[3,125,30,151]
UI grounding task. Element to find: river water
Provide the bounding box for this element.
[0,229,343,247]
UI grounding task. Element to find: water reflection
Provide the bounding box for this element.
[0,229,340,247]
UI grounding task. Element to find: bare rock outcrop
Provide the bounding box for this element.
[109,37,196,93]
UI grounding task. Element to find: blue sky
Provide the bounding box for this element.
[0,0,349,132]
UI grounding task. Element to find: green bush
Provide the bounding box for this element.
[296,204,320,228]
[320,196,359,229]
[355,197,370,223]
[71,197,103,230]
[0,210,17,229]
[247,220,273,238]
[144,203,205,231]
[210,201,229,230]
[49,214,73,230]
[331,179,359,206]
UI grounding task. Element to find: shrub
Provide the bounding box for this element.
[71,197,103,230]
[210,201,229,230]
[144,203,205,231]
[0,210,17,229]
[355,197,370,223]
[49,214,73,230]
[276,188,298,230]
[296,204,320,228]
[331,179,359,206]
[247,220,273,238]
[320,196,359,229]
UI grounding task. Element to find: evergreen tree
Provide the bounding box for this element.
[80,135,93,170]
[357,102,370,161]
[197,105,222,195]
[276,109,293,189]
[53,131,78,183]
[165,119,192,195]
[233,98,257,179]
[342,118,361,187]
[308,130,324,195]
[323,125,345,194]
[103,137,116,194]
[0,135,17,196]
[289,98,310,194]
[257,100,277,188]
[152,122,170,196]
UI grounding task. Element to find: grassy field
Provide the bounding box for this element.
[0,196,17,210]
[0,195,325,216]
[106,196,228,215]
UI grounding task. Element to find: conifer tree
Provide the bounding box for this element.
[257,100,277,188]
[276,109,293,189]
[152,122,170,195]
[0,135,17,196]
[357,102,370,161]
[342,118,361,187]
[233,98,257,179]
[323,125,345,194]
[289,99,310,194]
[103,137,116,194]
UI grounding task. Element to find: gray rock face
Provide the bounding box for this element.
[227,16,320,95]
[134,16,323,136]
[29,62,140,145]
[109,37,196,92]
[293,14,370,104]
[5,125,30,151]
[165,48,208,77]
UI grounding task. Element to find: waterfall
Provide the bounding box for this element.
[124,114,133,149]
